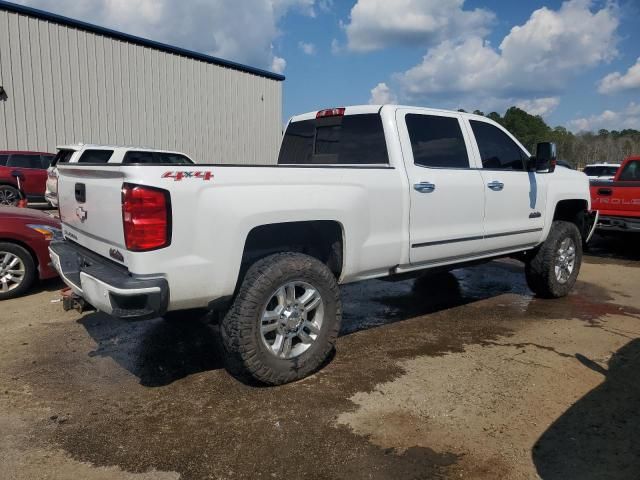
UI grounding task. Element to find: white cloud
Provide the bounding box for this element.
[298,41,317,55]
[271,56,287,74]
[569,102,640,132]
[366,0,619,115]
[515,97,560,117]
[344,0,494,52]
[395,0,619,102]
[598,57,640,94]
[17,0,320,72]
[369,83,397,104]
[317,0,333,13]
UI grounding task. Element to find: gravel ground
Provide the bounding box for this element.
[0,234,638,480]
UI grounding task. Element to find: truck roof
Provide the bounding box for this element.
[55,144,187,155]
[0,150,54,155]
[289,104,492,123]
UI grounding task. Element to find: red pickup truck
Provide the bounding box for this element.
[590,156,640,232]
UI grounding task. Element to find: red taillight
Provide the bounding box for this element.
[316,107,345,119]
[122,184,171,251]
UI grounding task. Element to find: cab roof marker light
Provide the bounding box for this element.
[316,107,345,119]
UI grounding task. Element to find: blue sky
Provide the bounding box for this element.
[18,0,640,131]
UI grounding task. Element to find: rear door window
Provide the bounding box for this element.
[470,120,528,171]
[77,150,114,164]
[123,151,154,164]
[278,113,389,165]
[0,154,8,166]
[121,151,193,164]
[406,114,469,168]
[150,153,193,164]
[7,154,46,169]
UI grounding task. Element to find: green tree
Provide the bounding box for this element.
[463,104,640,166]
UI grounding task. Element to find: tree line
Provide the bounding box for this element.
[459,107,640,169]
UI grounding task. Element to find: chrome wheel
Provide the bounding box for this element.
[554,237,576,284]
[0,251,26,293]
[260,281,324,359]
[0,186,19,206]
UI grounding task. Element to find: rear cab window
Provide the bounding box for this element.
[78,150,114,164]
[278,113,389,165]
[584,166,619,177]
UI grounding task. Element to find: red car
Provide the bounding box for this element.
[0,207,60,299]
[0,151,55,206]
[590,155,640,233]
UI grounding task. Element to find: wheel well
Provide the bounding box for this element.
[553,199,589,236]
[237,220,343,289]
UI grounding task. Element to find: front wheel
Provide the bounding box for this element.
[0,242,37,300]
[221,252,341,385]
[525,221,583,298]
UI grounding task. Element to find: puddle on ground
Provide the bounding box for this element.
[6,258,638,480]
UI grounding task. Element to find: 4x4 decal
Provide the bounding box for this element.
[162,171,213,181]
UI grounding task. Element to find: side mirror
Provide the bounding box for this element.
[533,142,557,173]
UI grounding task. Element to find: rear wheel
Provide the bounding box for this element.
[221,252,341,385]
[0,185,20,206]
[525,221,582,298]
[0,242,37,300]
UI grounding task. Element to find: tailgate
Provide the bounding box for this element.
[590,181,640,217]
[57,166,129,264]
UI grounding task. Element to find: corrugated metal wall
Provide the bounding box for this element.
[0,8,282,164]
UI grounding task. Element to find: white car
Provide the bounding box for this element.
[583,163,620,181]
[49,105,595,385]
[45,145,194,207]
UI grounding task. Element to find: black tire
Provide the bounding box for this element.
[221,252,341,385]
[0,185,20,206]
[525,221,582,298]
[0,242,37,300]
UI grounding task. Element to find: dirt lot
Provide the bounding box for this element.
[1,234,639,480]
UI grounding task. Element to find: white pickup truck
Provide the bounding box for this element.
[50,105,595,384]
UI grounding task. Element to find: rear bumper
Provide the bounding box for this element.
[597,215,640,232]
[48,240,169,319]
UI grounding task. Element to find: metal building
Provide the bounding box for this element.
[0,1,283,164]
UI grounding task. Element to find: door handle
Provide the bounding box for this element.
[598,188,612,196]
[414,182,436,193]
[487,181,504,191]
